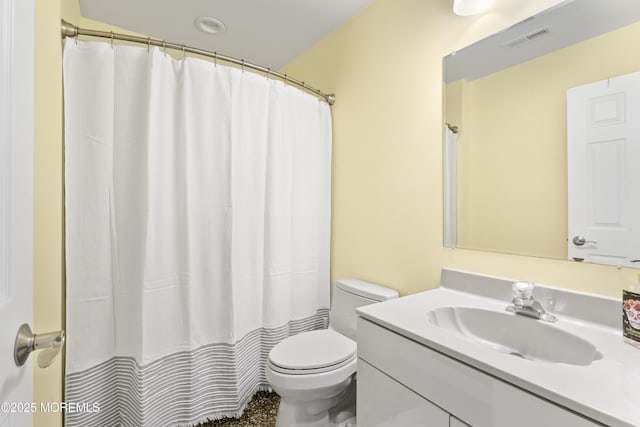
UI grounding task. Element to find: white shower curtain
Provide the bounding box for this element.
[443,126,457,248]
[63,40,331,427]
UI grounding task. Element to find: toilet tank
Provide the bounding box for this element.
[329,278,399,341]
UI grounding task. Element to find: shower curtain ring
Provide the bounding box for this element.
[147,37,151,53]
[241,59,245,73]
[267,68,271,80]
[162,40,167,56]
[182,45,186,60]
[214,52,217,68]
[110,31,114,48]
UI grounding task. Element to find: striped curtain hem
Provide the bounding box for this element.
[65,309,329,427]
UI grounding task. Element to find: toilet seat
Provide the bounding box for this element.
[268,329,357,375]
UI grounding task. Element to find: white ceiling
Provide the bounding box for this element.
[79,0,374,70]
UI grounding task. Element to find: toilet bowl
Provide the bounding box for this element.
[266,279,398,427]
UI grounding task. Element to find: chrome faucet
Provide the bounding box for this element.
[506,281,557,323]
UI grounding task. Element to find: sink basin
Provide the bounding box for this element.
[427,307,601,366]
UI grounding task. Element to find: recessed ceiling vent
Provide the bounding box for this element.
[502,28,550,48]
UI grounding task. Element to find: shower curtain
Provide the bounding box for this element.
[443,126,457,248]
[63,40,331,427]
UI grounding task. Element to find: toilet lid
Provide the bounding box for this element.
[269,329,357,372]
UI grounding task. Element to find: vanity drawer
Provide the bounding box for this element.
[357,317,602,427]
[358,358,450,427]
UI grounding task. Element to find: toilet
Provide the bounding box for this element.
[266,278,399,427]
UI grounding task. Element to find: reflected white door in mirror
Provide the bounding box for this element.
[568,72,640,268]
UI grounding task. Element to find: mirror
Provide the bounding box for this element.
[443,0,640,267]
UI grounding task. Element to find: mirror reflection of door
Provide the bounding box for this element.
[567,72,640,268]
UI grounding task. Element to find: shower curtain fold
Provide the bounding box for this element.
[63,40,332,427]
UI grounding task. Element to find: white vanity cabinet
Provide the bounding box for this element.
[358,359,450,426]
[357,317,602,427]
[449,416,470,427]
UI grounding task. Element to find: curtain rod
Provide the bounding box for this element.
[60,20,336,106]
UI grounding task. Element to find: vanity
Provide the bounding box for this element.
[356,269,640,427]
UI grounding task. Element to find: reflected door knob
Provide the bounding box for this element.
[572,236,597,246]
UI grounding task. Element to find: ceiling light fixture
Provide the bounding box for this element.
[194,16,226,35]
[453,0,495,16]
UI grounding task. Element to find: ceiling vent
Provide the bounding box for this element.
[503,28,550,48]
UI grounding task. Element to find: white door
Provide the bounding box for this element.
[567,72,640,268]
[0,0,34,426]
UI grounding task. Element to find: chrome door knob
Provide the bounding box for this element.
[14,324,65,368]
[572,236,597,246]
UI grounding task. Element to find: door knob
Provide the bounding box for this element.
[572,236,597,246]
[14,324,65,368]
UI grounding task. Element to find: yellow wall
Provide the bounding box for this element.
[450,21,640,259]
[282,0,640,298]
[32,0,640,425]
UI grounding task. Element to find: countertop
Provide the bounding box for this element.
[356,269,640,427]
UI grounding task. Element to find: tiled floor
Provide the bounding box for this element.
[197,391,280,427]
